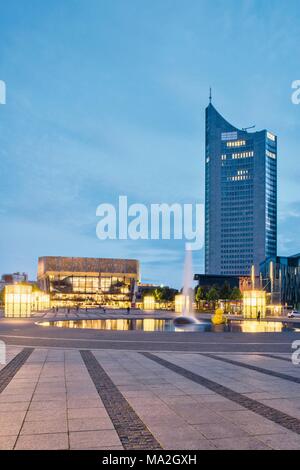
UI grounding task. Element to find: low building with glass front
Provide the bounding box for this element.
[243,289,266,319]
[260,254,300,308]
[194,273,252,292]
[4,284,50,318]
[37,256,140,308]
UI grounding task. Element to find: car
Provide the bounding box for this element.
[287,310,300,318]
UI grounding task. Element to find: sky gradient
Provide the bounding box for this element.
[0,0,300,287]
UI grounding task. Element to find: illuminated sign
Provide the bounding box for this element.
[221,131,237,141]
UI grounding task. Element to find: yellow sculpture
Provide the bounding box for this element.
[211,307,225,325]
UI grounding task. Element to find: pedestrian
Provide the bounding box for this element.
[257,310,261,321]
[127,306,130,315]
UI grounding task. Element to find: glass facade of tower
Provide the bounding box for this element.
[205,104,277,276]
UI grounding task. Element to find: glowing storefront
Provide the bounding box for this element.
[143,295,155,311]
[4,285,50,318]
[243,290,266,319]
[5,285,32,317]
[175,294,193,314]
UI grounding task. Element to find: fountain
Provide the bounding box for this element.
[173,246,198,326]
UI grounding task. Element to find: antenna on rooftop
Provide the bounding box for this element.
[209,87,212,104]
[242,125,256,132]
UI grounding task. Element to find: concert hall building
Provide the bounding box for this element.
[37,256,140,308]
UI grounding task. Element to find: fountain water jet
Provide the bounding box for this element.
[173,246,198,326]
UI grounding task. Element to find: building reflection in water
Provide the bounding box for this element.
[39,318,295,333]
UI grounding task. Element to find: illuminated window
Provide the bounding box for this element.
[226,140,246,148]
[232,151,254,159]
[266,150,276,159]
[143,295,155,310]
[100,277,111,291]
[267,132,276,141]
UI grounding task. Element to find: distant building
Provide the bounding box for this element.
[205,101,277,276]
[260,254,300,308]
[0,272,28,292]
[134,283,156,303]
[1,272,28,283]
[194,274,251,292]
[37,256,140,308]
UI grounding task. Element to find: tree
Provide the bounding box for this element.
[206,287,219,307]
[154,288,163,302]
[161,286,178,301]
[195,286,204,310]
[153,286,178,303]
[219,282,232,313]
[230,287,242,301]
[219,282,232,300]
[141,289,155,300]
[0,288,4,306]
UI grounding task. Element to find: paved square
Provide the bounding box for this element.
[1,341,300,449]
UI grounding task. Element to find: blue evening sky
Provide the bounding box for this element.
[0,0,300,287]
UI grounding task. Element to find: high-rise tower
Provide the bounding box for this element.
[205,102,277,276]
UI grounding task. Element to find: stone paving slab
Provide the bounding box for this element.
[0,435,17,450]
[256,431,300,450]
[69,430,122,450]
[21,419,68,435]
[67,407,109,419]
[211,436,271,450]
[15,432,69,450]
[68,416,115,432]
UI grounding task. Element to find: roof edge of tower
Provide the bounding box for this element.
[206,102,267,135]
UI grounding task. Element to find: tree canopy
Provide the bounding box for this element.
[195,283,242,303]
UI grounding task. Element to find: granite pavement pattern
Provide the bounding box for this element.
[1,346,300,449]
